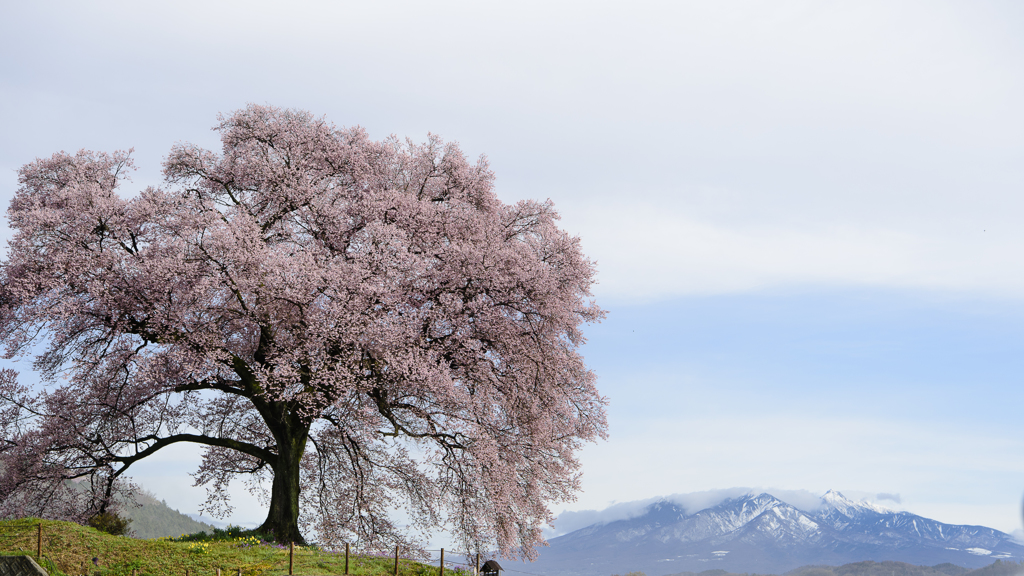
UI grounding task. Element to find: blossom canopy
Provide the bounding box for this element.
[0,105,606,556]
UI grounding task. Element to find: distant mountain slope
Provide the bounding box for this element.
[122,490,215,539]
[658,559,1023,576]
[527,491,1024,576]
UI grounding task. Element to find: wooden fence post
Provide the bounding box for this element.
[217,568,221,576]
[289,542,294,576]
[36,522,41,559]
[475,553,480,576]
[439,548,444,576]
[393,545,399,576]
[237,568,242,576]
[345,542,349,575]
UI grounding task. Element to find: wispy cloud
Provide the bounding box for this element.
[562,200,1024,301]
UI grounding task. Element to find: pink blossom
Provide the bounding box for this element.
[0,105,606,559]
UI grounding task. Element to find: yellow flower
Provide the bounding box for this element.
[187,542,210,555]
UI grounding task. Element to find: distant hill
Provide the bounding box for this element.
[786,560,1016,576]
[528,491,1024,576]
[121,490,215,539]
[657,560,1023,576]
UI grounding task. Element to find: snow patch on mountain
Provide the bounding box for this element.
[822,489,893,515]
[531,490,1024,575]
[549,488,851,537]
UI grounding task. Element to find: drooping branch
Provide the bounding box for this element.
[112,432,278,470]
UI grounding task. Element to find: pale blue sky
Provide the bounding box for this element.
[576,291,1024,533]
[1,0,1022,537]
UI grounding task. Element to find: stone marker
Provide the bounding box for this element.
[0,555,49,576]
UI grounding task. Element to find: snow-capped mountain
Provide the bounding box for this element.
[521,491,1024,576]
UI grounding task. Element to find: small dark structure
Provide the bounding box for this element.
[480,560,503,576]
[0,555,49,576]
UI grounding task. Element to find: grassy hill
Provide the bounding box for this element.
[122,490,216,539]
[0,518,451,576]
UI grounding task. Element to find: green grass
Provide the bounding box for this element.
[0,519,459,576]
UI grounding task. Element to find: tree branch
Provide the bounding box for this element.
[113,433,278,470]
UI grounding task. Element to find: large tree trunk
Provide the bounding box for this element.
[258,417,310,545]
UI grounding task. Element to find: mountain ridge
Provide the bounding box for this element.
[524,491,1024,576]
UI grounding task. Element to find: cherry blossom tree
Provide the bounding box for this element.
[0,105,606,555]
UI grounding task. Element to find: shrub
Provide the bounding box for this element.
[87,511,131,536]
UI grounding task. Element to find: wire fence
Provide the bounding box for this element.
[0,519,43,558]
[0,522,523,576]
[419,549,546,576]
